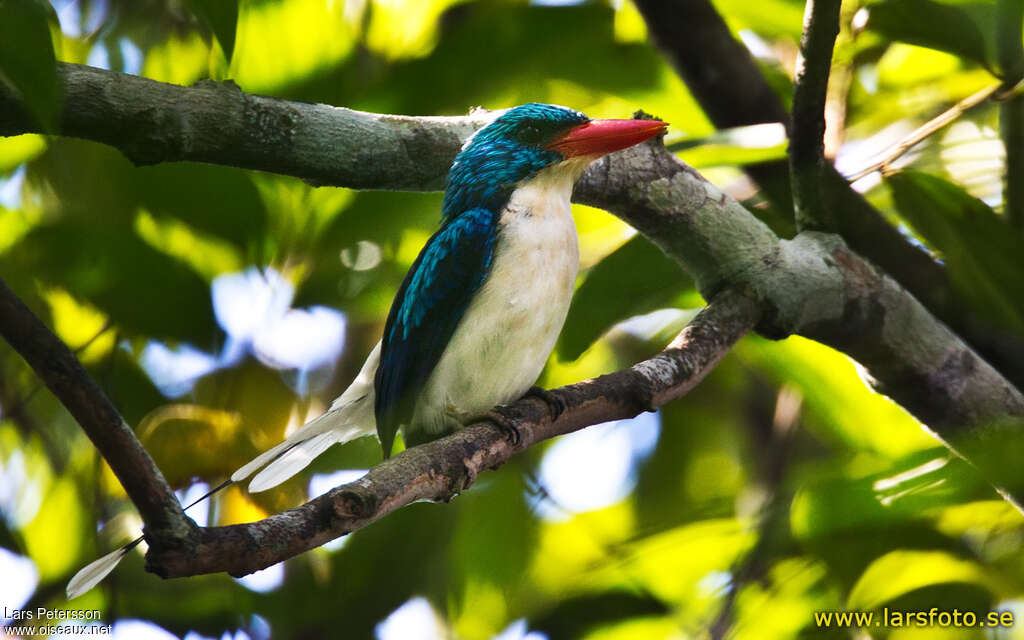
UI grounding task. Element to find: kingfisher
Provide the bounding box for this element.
[232,104,667,490]
[67,104,665,598]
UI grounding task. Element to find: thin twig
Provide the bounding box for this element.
[846,84,1000,183]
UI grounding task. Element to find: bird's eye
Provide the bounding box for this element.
[518,124,543,144]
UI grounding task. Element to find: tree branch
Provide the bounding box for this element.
[630,0,795,224]
[629,0,1024,393]
[0,63,488,190]
[789,0,841,231]
[630,0,791,133]
[147,290,761,577]
[0,278,192,545]
[571,140,1024,448]
[1001,96,1024,226]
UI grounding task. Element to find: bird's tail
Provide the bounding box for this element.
[67,344,380,600]
[232,399,375,492]
[232,342,380,492]
[66,478,231,599]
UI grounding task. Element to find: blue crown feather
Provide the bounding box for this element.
[441,103,589,221]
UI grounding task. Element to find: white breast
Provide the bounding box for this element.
[412,161,583,436]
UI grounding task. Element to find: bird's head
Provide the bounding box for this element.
[442,103,667,219]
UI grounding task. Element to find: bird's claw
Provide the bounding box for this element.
[525,385,566,422]
[472,406,522,446]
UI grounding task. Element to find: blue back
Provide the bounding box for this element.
[374,104,590,455]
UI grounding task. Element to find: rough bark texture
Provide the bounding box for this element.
[0,63,487,190]
[630,0,1024,391]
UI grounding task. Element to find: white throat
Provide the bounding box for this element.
[501,155,595,222]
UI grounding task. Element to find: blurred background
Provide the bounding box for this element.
[2,0,1024,638]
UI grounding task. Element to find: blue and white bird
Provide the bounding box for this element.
[68,104,667,598]
[67,104,665,599]
[233,103,667,491]
[226,103,663,489]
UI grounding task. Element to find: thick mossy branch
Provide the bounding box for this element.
[628,0,1024,390]
[0,64,488,190]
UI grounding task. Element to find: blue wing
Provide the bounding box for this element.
[374,207,498,456]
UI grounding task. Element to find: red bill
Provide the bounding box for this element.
[546,118,668,158]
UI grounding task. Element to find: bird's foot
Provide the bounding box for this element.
[524,386,566,422]
[466,405,522,447]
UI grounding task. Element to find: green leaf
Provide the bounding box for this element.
[558,235,692,361]
[628,518,755,604]
[24,476,85,579]
[448,471,536,635]
[102,348,166,426]
[848,550,997,610]
[130,162,267,250]
[2,221,217,343]
[711,0,807,40]
[340,3,668,116]
[867,0,993,68]
[791,452,987,542]
[138,403,246,486]
[186,0,239,63]
[886,170,1024,334]
[530,594,669,640]
[788,453,992,587]
[738,336,935,457]
[0,0,60,131]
